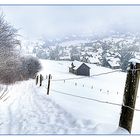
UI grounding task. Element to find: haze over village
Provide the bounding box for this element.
[0,5,140,134]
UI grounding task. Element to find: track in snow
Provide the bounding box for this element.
[0,80,112,134]
[0,79,129,134]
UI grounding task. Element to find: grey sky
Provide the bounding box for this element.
[1,5,140,40]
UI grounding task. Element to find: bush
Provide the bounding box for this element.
[20,56,42,80]
[0,56,42,84]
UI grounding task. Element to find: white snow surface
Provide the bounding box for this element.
[0,81,103,134]
[0,59,137,135]
[129,58,140,65]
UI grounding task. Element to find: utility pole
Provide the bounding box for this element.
[119,61,140,133]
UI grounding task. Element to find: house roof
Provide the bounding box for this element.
[72,60,90,70]
[108,60,120,67]
[88,57,100,64]
[107,57,120,67]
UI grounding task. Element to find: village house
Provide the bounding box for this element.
[88,56,101,65]
[69,60,90,76]
[106,57,120,69]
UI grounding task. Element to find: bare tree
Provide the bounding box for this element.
[0,14,42,84]
[0,14,21,84]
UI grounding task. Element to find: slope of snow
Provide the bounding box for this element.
[0,79,128,134]
[0,59,132,134]
[39,59,129,134]
[0,81,102,134]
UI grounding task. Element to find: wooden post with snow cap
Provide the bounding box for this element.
[119,58,140,133]
[47,74,52,95]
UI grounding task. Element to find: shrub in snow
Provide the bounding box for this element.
[20,56,42,80]
[0,56,42,84]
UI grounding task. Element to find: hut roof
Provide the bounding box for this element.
[72,60,90,70]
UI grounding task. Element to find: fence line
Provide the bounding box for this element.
[41,69,125,95]
[51,69,122,82]
[128,68,140,71]
[122,104,140,112]
[40,84,140,112]
[43,80,121,95]
[50,89,121,105]
[38,69,140,112]
[48,88,140,112]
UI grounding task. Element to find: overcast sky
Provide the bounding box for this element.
[1,5,140,40]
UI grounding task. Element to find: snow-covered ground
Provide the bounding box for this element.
[1,59,140,134]
[0,80,104,134]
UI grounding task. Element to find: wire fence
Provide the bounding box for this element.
[43,78,122,95]
[41,70,123,95]
[51,89,122,106]
[37,67,140,112]
[41,83,140,112]
[51,69,122,82]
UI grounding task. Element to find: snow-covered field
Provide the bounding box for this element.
[1,59,140,134]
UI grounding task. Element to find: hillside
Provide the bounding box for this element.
[39,59,140,134]
[1,59,140,134]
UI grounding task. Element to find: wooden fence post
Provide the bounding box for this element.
[119,62,140,133]
[36,75,39,85]
[40,74,43,87]
[47,74,51,95]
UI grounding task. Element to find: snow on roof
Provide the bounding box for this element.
[107,57,120,61]
[72,60,83,70]
[108,61,120,67]
[89,57,100,64]
[107,57,120,67]
[72,60,90,70]
[113,57,120,62]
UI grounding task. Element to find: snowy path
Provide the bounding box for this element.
[0,80,120,134]
[0,80,128,134]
